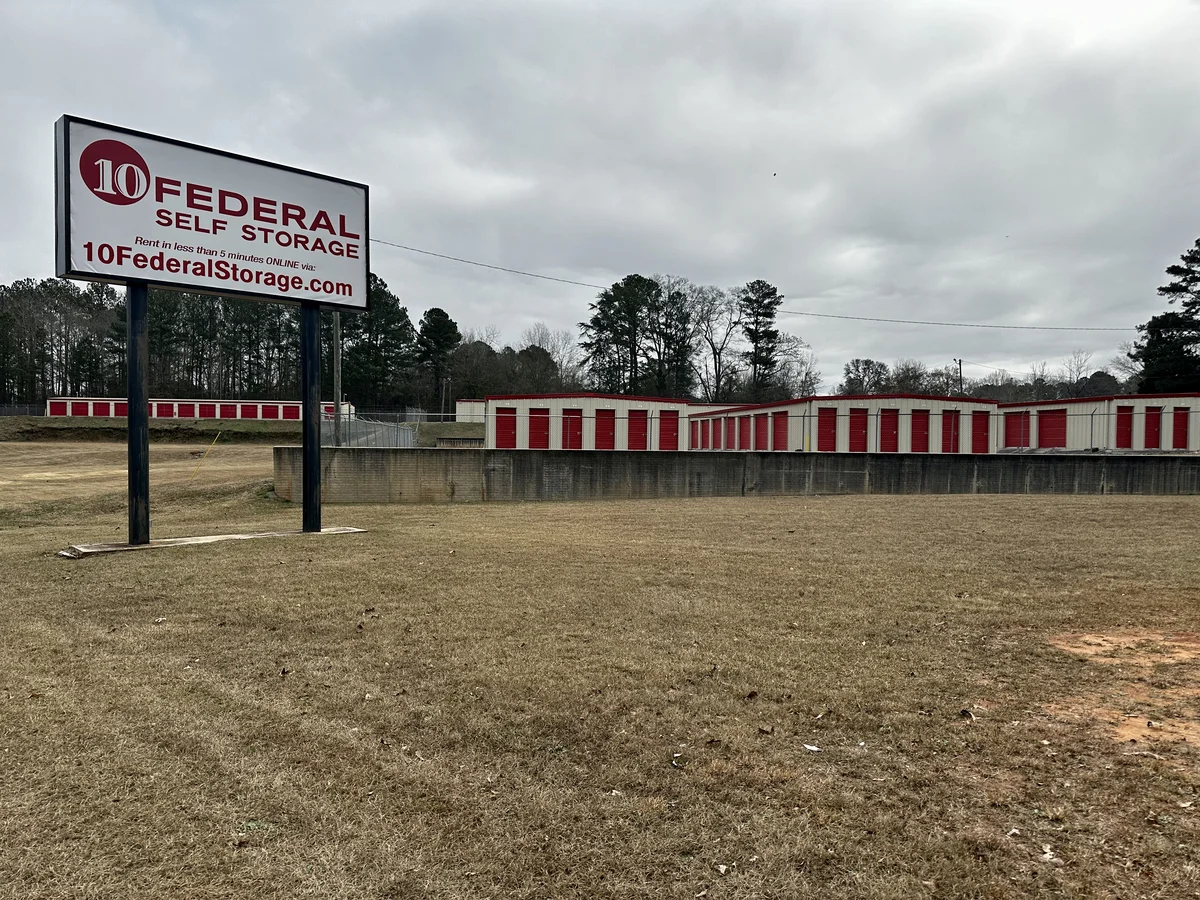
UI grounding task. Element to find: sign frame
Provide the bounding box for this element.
[55,114,371,311]
[55,114,370,543]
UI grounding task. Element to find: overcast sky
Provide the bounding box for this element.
[3,0,1199,387]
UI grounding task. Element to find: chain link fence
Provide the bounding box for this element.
[321,414,418,448]
[353,407,457,423]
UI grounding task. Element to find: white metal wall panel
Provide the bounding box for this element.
[483,396,693,449]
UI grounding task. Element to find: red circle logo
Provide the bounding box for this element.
[79,139,150,205]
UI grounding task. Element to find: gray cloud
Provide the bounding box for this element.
[3,0,1199,386]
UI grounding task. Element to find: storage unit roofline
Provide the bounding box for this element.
[481,392,1200,414]
[996,392,1200,408]
[686,393,1001,418]
[484,392,693,404]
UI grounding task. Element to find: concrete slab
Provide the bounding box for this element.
[59,526,366,559]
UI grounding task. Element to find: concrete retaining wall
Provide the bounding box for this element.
[273,447,1200,503]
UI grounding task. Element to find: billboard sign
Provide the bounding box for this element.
[55,115,369,309]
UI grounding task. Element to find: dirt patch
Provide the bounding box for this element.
[1048,702,1200,746]
[1050,630,1200,666]
[1049,630,1200,757]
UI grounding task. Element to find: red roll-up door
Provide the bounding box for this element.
[880,409,899,453]
[260,404,277,419]
[529,408,550,449]
[1004,411,1031,448]
[713,418,723,450]
[1174,407,1190,450]
[942,410,960,453]
[240,403,258,419]
[700,419,710,449]
[849,408,868,452]
[115,402,128,417]
[772,411,788,451]
[660,411,679,451]
[562,408,583,449]
[1037,409,1066,448]
[690,420,700,450]
[1145,407,1162,449]
[49,400,67,416]
[93,401,110,417]
[754,414,769,450]
[496,407,517,448]
[628,410,648,450]
[71,401,89,417]
[911,409,929,453]
[178,402,195,417]
[738,416,751,450]
[220,403,238,419]
[595,409,615,450]
[817,407,837,452]
[1116,406,1133,448]
[157,402,175,418]
[971,411,990,454]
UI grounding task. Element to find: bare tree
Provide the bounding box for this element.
[519,322,551,351]
[925,364,961,396]
[1108,340,1141,386]
[888,358,929,393]
[461,325,500,349]
[692,285,742,402]
[521,321,585,388]
[775,334,822,397]
[1025,361,1057,400]
[837,358,889,395]
[548,329,586,389]
[1057,349,1093,397]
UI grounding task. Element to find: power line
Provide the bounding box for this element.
[369,236,1133,333]
[961,359,1028,374]
[959,359,1037,380]
[777,309,1130,332]
[370,238,607,290]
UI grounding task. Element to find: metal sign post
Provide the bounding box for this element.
[300,301,322,533]
[126,280,150,544]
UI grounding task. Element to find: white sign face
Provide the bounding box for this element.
[55,116,369,309]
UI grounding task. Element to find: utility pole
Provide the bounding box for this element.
[953,358,964,394]
[332,311,342,447]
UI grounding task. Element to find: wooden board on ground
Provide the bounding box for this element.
[59,526,367,558]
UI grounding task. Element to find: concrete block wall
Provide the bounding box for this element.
[274,447,1200,503]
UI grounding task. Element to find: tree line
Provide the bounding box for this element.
[0,271,819,409]
[0,274,462,412]
[3,235,1197,410]
[835,351,1130,403]
[578,275,818,403]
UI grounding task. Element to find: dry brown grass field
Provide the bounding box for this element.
[1,441,1199,899]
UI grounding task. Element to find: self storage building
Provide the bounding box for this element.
[46,397,351,421]
[996,394,1200,452]
[686,395,1001,454]
[483,393,725,451]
